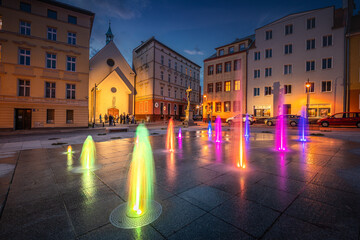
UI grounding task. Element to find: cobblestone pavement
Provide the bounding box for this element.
[0,129,359,239]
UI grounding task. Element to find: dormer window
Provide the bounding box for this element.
[239,43,245,50]
[218,49,224,56]
[228,47,234,54]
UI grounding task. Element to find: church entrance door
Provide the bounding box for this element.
[108,108,119,117]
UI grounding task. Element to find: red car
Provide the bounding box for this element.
[317,112,360,128]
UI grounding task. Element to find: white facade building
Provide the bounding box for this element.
[247,6,345,118]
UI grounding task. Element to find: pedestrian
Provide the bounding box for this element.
[109,115,113,126]
[126,114,129,124]
[131,115,135,124]
[99,114,102,123]
[105,114,108,123]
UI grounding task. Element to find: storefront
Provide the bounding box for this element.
[308,104,331,118]
[253,105,271,117]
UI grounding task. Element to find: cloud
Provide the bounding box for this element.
[184,48,204,56]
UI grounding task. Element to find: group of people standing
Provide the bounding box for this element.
[99,113,136,126]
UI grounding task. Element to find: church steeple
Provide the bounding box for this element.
[106,20,114,44]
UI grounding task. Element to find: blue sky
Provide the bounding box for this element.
[59,0,358,87]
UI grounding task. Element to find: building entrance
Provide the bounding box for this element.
[15,109,32,130]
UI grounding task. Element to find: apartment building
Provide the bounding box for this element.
[0,0,94,130]
[247,6,345,118]
[203,35,254,121]
[133,37,201,121]
[348,14,360,111]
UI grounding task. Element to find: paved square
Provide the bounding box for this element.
[0,131,360,239]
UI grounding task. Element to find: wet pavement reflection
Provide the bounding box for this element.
[0,131,360,239]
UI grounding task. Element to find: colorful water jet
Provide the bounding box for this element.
[166,118,175,152]
[178,127,182,139]
[109,124,162,229]
[276,105,287,151]
[299,106,308,142]
[67,145,73,153]
[215,116,222,143]
[208,120,212,139]
[79,136,96,169]
[244,114,250,140]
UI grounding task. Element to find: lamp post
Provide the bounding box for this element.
[203,95,207,122]
[305,79,311,119]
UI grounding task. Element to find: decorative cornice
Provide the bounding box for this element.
[41,46,81,55]
[12,40,36,47]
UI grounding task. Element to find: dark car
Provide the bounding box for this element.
[265,114,300,127]
[317,112,360,128]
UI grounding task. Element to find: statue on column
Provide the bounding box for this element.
[184,86,195,126]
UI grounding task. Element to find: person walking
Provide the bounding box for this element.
[126,114,129,124]
[99,114,102,123]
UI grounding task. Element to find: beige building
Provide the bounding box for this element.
[0,0,94,130]
[348,14,360,112]
[89,25,135,123]
[203,35,254,121]
[133,37,201,121]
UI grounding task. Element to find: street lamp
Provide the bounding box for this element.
[305,79,311,119]
[203,95,207,122]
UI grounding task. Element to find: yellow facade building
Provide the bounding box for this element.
[203,35,254,121]
[0,0,94,130]
[348,14,360,112]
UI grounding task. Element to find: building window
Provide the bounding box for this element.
[160,87,163,96]
[254,88,260,96]
[160,71,164,80]
[234,60,240,71]
[168,88,170,97]
[265,86,272,96]
[20,2,31,12]
[175,90,177,99]
[215,102,221,112]
[68,15,77,24]
[305,82,315,93]
[225,62,231,72]
[18,48,30,65]
[239,43,245,50]
[18,79,30,96]
[215,82,222,92]
[208,65,214,75]
[284,44,292,54]
[180,78,183,85]
[168,59,171,68]
[225,81,231,92]
[66,110,74,124]
[180,91,183,99]
[284,85,292,94]
[234,80,240,91]
[284,64,292,75]
[229,46,234,54]
[0,44,2,62]
[306,60,315,71]
[168,74,171,82]
[0,16,2,30]
[175,62,177,71]
[46,109,55,124]
[306,39,315,50]
[45,82,56,98]
[66,84,75,99]
[161,55,164,65]
[180,65,183,73]
[208,83,213,93]
[321,81,332,92]
[216,64,222,74]
[323,35,333,47]
[46,53,56,69]
[174,76,177,84]
[307,18,315,30]
[265,67,272,77]
[218,49,224,56]
[47,9,57,19]
[47,27,57,41]
[68,32,76,45]
[285,24,293,35]
[254,51,260,61]
[266,30,272,40]
[254,69,260,78]
[66,56,76,71]
[265,49,272,58]
[322,58,332,69]
[224,101,231,112]
[20,21,31,35]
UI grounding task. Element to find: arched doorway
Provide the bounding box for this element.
[108,108,119,117]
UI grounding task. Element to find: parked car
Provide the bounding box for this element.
[193,115,203,121]
[226,114,256,126]
[265,115,300,127]
[317,112,360,128]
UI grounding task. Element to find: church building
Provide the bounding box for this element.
[89,23,135,123]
